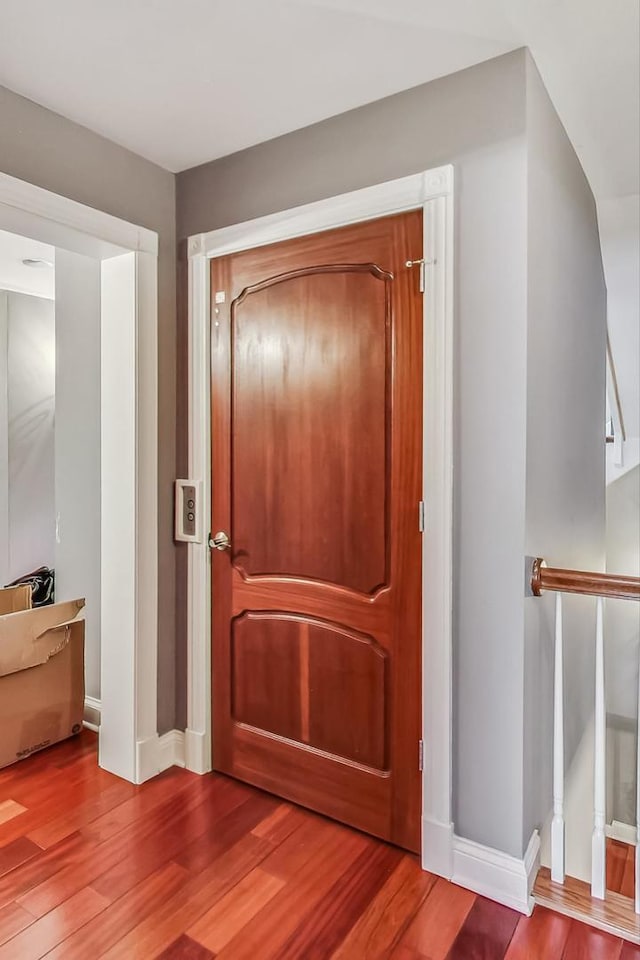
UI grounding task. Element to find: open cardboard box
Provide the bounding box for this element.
[0,589,86,769]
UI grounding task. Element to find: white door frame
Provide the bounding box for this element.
[185,164,455,877]
[0,171,159,785]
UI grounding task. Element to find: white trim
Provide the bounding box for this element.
[0,172,159,786]
[160,730,186,770]
[0,171,157,257]
[185,166,455,859]
[607,820,638,846]
[136,729,186,781]
[452,830,541,916]
[83,696,102,732]
[185,250,212,774]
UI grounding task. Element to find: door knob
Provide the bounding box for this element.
[209,531,231,551]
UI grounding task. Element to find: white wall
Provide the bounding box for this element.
[54,249,101,701]
[0,290,56,583]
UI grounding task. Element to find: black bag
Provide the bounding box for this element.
[6,567,55,607]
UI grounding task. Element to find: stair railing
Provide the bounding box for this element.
[530,559,640,909]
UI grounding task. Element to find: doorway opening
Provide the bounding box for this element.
[0,172,159,784]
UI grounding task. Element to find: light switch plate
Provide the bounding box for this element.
[175,480,202,543]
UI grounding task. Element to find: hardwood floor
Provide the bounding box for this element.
[608,840,636,900]
[0,731,638,959]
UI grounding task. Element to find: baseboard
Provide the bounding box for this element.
[159,730,186,771]
[83,696,101,732]
[136,729,186,784]
[451,830,540,915]
[422,816,454,878]
[607,820,637,845]
[184,728,212,775]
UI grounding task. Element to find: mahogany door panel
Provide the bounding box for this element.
[211,211,423,852]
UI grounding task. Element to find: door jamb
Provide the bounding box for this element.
[0,171,159,786]
[185,164,455,878]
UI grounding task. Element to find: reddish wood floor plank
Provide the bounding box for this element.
[0,734,635,960]
[504,905,572,959]
[26,777,136,849]
[276,840,403,959]
[156,934,216,959]
[101,833,276,959]
[0,803,26,828]
[0,886,108,960]
[0,902,35,945]
[0,837,42,880]
[562,920,625,960]
[43,861,189,960]
[0,832,87,913]
[330,856,436,959]
[16,773,224,918]
[187,866,284,952]
[394,877,476,959]
[215,824,369,960]
[446,896,520,960]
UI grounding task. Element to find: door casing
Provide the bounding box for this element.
[185,164,455,879]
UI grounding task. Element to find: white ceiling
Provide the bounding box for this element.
[0,0,637,438]
[0,231,55,300]
[0,0,634,197]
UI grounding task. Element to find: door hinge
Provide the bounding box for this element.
[418,500,425,533]
[419,739,425,772]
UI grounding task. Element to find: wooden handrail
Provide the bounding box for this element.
[531,558,640,601]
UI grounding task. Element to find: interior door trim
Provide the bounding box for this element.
[184,163,455,880]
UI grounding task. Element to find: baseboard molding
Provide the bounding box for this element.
[184,728,212,775]
[451,830,540,915]
[607,820,637,845]
[159,730,186,771]
[136,729,186,784]
[83,696,101,732]
[422,816,454,878]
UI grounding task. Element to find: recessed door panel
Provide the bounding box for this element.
[231,266,390,594]
[211,211,423,851]
[231,611,388,770]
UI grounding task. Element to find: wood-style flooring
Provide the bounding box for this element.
[0,731,638,959]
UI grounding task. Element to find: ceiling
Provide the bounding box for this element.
[0,231,54,300]
[0,0,635,196]
[0,0,637,440]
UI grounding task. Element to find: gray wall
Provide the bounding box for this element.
[523,57,607,849]
[1,290,56,582]
[606,465,640,721]
[0,293,7,585]
[0,85,178,732]
[54,250,102,702]
[177,49,531,857]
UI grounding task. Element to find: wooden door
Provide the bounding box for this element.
[210,211,423,852]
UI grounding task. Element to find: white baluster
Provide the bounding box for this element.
[551,592,565,883]
[592,596,606,899]
[636,629,640,913]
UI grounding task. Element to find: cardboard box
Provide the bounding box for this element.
[0,584,32,615]
[0,593,86,769]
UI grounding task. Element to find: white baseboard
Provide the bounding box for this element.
[159,730,186,770]
[451,830,540,915]
[83,696,101,732]
[607,820,637,845]
[184,728,212,774]
[136,729,186,784]
[422,816,454,878]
